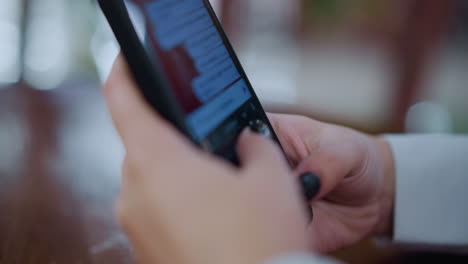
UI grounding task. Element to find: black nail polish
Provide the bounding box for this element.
[300,172,321,202]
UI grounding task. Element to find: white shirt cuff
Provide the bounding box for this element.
[386,135,468,247]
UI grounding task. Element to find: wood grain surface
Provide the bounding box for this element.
[0,84,132,264]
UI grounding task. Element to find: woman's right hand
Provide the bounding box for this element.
[269,113,396,253]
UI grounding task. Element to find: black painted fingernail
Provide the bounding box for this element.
[300,172,321,201]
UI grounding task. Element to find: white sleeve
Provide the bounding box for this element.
[386,135,468,247]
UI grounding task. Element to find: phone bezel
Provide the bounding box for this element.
[98,0,281,149]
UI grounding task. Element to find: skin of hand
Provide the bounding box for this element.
[103,56,311,264]
[268,114,395,253]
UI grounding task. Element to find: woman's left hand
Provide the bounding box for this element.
[103,56,310,264]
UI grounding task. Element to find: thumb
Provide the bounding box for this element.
[294,149,358,202]
[236,129,289,172]
[237,129,309,225]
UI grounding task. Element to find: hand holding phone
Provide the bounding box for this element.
[98,0,280,163]
[103,60,312,262]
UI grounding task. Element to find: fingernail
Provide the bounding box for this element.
[300,172,321,201]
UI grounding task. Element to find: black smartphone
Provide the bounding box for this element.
[98,0,282,163]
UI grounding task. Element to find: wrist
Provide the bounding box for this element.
[373,136,396,238]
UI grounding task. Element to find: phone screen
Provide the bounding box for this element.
[124,0,261,141]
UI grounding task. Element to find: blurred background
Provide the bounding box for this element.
[0,0,467,263]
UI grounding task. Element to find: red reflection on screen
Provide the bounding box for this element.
[133,0,203,114]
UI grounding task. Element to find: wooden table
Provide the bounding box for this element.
[0,83,132,263]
